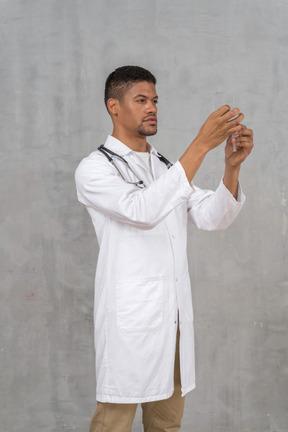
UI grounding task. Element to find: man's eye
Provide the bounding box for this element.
[153,100,158,104]
[137,99,145,103]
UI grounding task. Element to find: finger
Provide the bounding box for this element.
[227,120,244,136]
[210,105,230,119]
[235,132,251,143]
[237,139,251,148]
[237,125,246,135]
[226,132,241,146]
[239,128,253,138]
[238,133,253,143]
[228,112,244,124]
[222,107,241,120]
[227,114,244,132]
[227,132,239,143]
[235,137,254,152]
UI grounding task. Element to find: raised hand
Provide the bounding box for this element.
[196,105,244,152]
[225,125,254,167]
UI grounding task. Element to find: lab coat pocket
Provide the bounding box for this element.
[116,276,163,332]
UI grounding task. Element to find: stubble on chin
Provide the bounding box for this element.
[138,125,158,137]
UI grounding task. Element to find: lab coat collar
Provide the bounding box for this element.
[104,135,159,158]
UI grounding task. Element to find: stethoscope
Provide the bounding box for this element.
[98,145,173,189]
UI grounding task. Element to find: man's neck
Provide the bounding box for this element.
[112,130,148,152]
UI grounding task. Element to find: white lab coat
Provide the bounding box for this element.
[75,135,245,403]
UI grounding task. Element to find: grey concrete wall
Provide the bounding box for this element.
[0,0,287,431]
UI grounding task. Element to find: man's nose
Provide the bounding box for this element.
[145,100,157,113]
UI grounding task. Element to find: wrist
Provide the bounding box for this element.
[225,159,241,176]
[191,135,210,157]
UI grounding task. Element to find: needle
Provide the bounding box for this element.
[231,95,238,152]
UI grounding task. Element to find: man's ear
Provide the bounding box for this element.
[107,98,120,116]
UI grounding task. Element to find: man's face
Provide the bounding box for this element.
[116,81,158,137]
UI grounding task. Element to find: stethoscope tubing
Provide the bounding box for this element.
[98,145,172,189]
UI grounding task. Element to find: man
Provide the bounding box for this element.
[75,65,253,432]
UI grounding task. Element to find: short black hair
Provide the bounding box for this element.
[104,65,156,109]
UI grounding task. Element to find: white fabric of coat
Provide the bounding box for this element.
[75,135,245,404]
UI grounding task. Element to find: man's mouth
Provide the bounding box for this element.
[143,117,157,124]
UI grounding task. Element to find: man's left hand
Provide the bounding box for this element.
[225,125,254,168]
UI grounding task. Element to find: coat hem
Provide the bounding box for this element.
[181,382,196,397]
[96,389,174,404]
[96,382,196,403]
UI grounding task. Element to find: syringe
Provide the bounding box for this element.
[231,95,238,152]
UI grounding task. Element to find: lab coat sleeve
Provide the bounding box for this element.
[75,156,194,229]
[187,179,245,230]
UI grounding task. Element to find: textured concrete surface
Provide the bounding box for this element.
[0,0,287,431]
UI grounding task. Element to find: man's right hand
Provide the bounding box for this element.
[179,105,244,183]
[196,105,244,152]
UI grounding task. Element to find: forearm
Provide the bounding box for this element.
[179,136,208,183]
[223,164,241,199]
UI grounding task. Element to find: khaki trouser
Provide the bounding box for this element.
[89,326,185,432]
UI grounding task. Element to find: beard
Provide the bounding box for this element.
[137,122,157,137]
